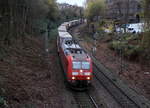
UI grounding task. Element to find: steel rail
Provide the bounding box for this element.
[93,64,139,108]
[69,23,150,108]
[87,93,99,108]
[69,32,140,108]
[72,91,99,108]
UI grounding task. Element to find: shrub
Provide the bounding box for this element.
[124,45,142,58]
[123,35,138,41]
[0,96,7,107]
[109,40,143,60]
[109,41,127,51]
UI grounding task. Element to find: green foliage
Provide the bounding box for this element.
[0,48,7,60]
[109,40,142,58]
[59,6,83,22]
[109,34,143,59]
[60,9,77,21]
[0,0,59,43]
[143,0,150,20]
[124,45,142,57]
[47,0,59,21]
[99,20,106,26]
[142,31,150,47]
[85,0,106,21]
[122,33,138,41]
[48,28,58,39]
[141,0,150,58]
[0,96,7,107]
[109,41,127,51]
[141,31,150,58]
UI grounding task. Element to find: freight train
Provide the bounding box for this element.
[57,19,92,89]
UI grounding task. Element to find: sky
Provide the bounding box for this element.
[57,0,86,7]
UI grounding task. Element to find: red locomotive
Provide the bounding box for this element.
[57,20,92,89]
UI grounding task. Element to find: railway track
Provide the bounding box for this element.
[93,63,139,108]
[72,91,99,108]
[57,45,100,108]
[90,48,150,108]
[82,44,150,108]
[69,28,150,108]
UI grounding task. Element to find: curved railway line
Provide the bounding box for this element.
[69,26,150,108]
[56,20,150,108]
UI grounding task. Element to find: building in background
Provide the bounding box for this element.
[105,0,142,23]
[57,3,73,10]
[57,3,84,21]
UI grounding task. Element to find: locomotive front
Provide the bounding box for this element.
[71,59,92,81]
[67,48,93,88]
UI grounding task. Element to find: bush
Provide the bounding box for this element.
[124,45,142,58]
[109,41,127,51]
[0,48,8,60]
[122,34,139,41]
[109,40,143,59]
[99,20,106,26]
[0,96,7,107]
[48,28,58,40]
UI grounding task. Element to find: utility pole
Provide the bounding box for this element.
[45,22,51,54]
[92,32,98,55]
[119,37,123,75]
[45,30,49,53]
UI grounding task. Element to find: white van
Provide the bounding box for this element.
[127,23,144,33]
[116,23,144,34]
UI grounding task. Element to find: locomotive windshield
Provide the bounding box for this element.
[72,61,90,70]
[72,62,81,69]
[82,62,90,70]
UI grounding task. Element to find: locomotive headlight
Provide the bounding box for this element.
[84,72,91,76]
[72,72,79,76]
[87,77,90,80]
[80,70,83,73]
[72,77,76,80]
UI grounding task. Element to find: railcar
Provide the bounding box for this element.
[57,31,72,53]
[58,25,67,32]
[68,20,79,27]
[61,22,70,30]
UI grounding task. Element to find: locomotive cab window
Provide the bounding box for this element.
[72,61,90,70]
[82,62,90,70]
[72,62,81,69]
